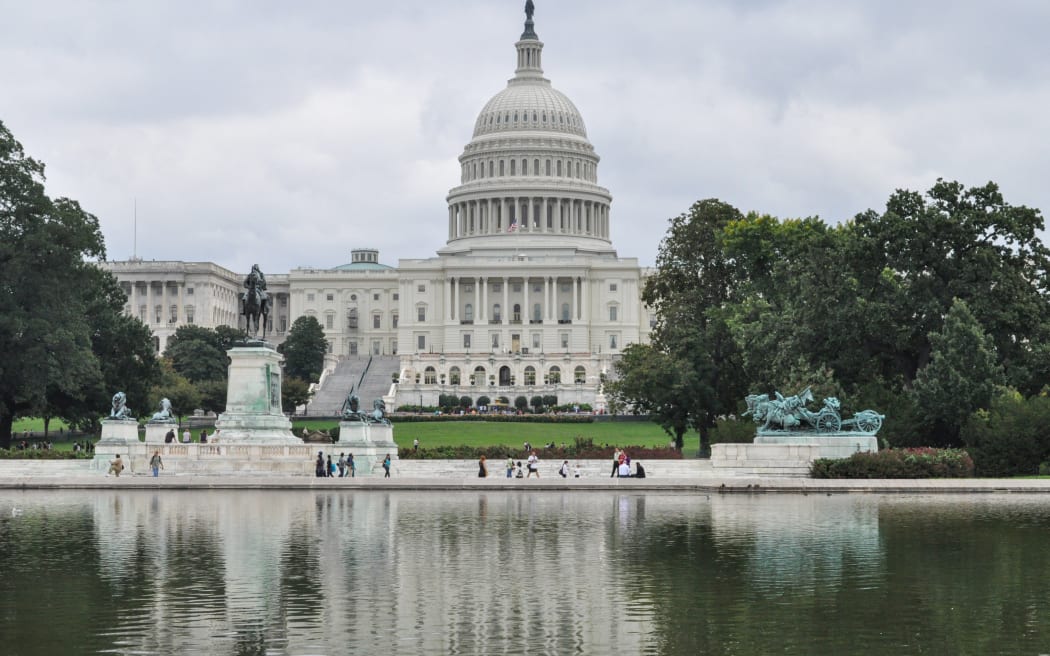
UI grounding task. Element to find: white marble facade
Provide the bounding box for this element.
[99,9,654,410]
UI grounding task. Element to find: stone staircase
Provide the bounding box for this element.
[308,358,370,415]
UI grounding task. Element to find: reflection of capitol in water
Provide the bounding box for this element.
[88,491,659,655]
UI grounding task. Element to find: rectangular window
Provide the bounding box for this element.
[186,288,194,295]
[373,315,381,329]
[170,305,178,323]
[307,293,315,302]
[609,283,618,292]
[532,333,540,349]
[392,339,398,355]
[280,296,287,306]
[417,335,426,350]
[392,314,399,328]
[533,284,541,293]
[279,317,288,332]
[327,294,334,302]
[417,284,426,293]
[374,293,380,301]
[609,306,618,321]
[326,315,334,329]
[417,307,426,322]
[372,340,381,355]
[513,284,522,293]
[463,334,472,349]
[393,293,399,301]
[327,341,334,354]
[491,334,500,348]
[186,307,195,324]
[139,305,147,321]
[493,283,501,292]
[610,334,618,349]
[561,333,569,349]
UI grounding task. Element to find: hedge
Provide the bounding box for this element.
[388,414,595,424]
[399,438,680,460]
[0,450,93,461]
[810,448,974,479]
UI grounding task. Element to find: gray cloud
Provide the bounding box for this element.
[1,0,1046,273]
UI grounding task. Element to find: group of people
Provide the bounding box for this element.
[612,448,645,478]
[314,452,393,478]
[163,428,215,444]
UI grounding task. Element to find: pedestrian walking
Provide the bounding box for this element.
[315,452,325,478]
[338,453,347,477]
[506,456,514,478]
[348,453,356,477]
[611,448,621,478]
[149,450,164,477]
[383,454,392,478]
[559,460,569,478]
[327,455,335,477]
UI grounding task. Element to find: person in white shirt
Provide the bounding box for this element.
[573,463,581,478]
[611,448,621,478]
[527,451,539,478]
[182,429,191,443]
[558,460,569,478]
[618,461,631,477]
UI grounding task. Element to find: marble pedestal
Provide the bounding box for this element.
[337,421,399,476]
[214,345,302,444]
[753,432,878,459]
[93,419,141,472]
[145,423,178,444]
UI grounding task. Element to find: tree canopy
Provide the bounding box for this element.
[0,120,159,447]
[279,315,327,382]
[613,180,1049,451]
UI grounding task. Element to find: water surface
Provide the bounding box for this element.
[0,490,1048,655]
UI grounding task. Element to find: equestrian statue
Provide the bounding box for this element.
[242,263,270,339]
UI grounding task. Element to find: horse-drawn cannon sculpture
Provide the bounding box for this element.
[743,387,884,436]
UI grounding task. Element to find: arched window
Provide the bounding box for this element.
[473,365,487,386]
[524,366,536,386]
[574,366,586,384]
[548,366,561,384]
[489,161,494,177]
[545,159,551,176]
[534,159,540,175]
[449,367,461,385]
[424,366,437,384]
[500,160,505,176]
[510,159,516,176]
[557,160,562,177]
[521,159,527,175]
[513,304,522,322]
[348,308,358,329]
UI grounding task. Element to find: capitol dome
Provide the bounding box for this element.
[472,84,587,139]
[442,4,615,258]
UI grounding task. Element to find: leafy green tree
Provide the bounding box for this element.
[530,395,544,412]
[279,316,327,382]
[607,344,693,450]
[166,338,227,383]
[639,199,748,455]
[282,377,311,414]
[459,396,473,409]
[195,379,228,416]
[477,395,491,407]
[0,120,139,448]
[150,365,202,425]
[911,299,1004,446]
[514,396,528,411]
[849,180,1050,391]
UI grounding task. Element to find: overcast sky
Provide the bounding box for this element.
[2,0,1047,273]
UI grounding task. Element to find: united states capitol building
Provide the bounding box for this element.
[100,6,654,412]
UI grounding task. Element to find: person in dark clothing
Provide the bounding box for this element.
[315,452,326,478]
[634,462,646,479]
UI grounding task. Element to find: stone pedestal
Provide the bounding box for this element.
[97,419,140,447]
[338,421,399,476]
[215,345,302,444]
[753,433,878,459]
[145,423,177,444]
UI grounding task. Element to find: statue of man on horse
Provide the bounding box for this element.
[242,263,270,339]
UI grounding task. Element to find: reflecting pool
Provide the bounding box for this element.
[0,490,1049,655]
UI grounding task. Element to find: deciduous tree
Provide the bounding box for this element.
[279,316,327,383]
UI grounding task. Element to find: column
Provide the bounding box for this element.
[571,278,578,323]
[544,277,552,321]
[445,277,452,321]
[147,281,154,325]
[448,206,454,239]
[451,278,456,322]
[480,277,487,321]
[474,277,480,323]
[524,276,530,323]
[581,276,589,321]
[503,277,509,325]
[502,198,509,232]
[540,197,547,232]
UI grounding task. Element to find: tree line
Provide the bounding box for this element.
[609,180,1050,468]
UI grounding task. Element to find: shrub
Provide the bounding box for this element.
[388,414,594,424]
[961,392,1050,477]
[0,449,93,461]
[810,448,975,479]
[477,396,491,407]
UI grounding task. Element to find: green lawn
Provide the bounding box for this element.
[11,418,71,434]
[291,418,718,454]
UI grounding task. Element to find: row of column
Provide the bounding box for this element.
[129,281,188,325]
[443,276,587,324]
[447,197,609,240]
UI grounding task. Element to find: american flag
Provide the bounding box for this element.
[507,223,518,232]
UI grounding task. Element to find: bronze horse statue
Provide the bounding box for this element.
[242,277,270,339]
